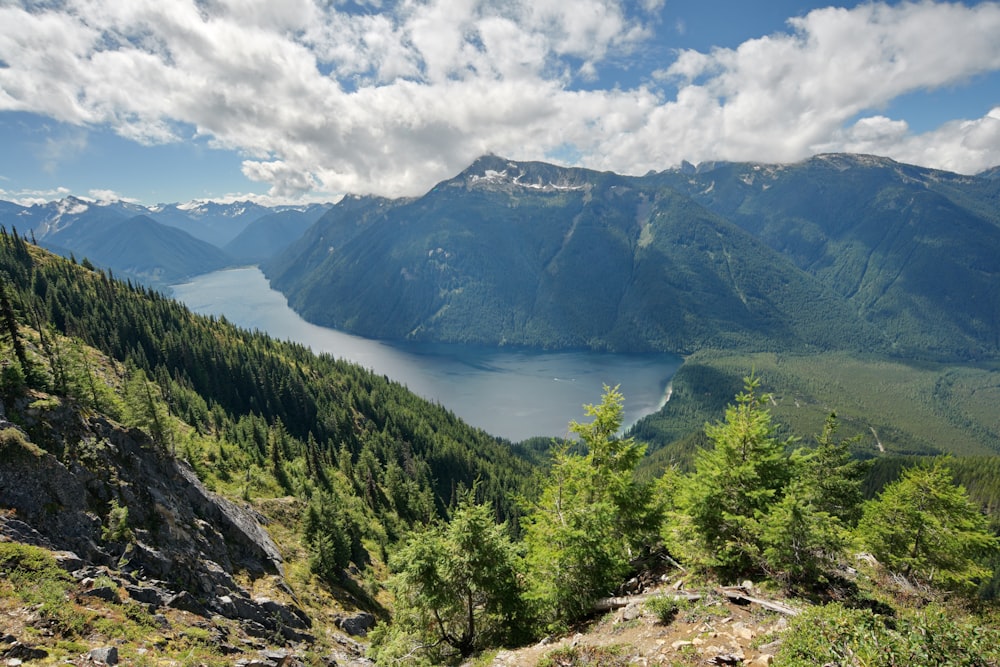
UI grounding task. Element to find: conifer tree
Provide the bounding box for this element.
[858,459,998,592]
[0,273,31,382]
[373,495,525,663]
[677,373,793,578]
[760,413,867,586]
[522,385,658,628]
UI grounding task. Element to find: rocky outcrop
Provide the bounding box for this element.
[0,403,308,643]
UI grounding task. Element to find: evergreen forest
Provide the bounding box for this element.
[2,228,1000,666]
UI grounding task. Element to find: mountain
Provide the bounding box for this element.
[0,197,331,288]
[262,156,878,354]
[146,200,275,246]
[0,198,234,286]
[223,204,332,263]
[69,214,234,285]
[652,154,1000,359]
[264,154,1000,360]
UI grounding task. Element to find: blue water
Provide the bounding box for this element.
[171,267,681,442]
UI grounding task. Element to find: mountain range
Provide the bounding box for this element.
[263,154,1000,361]
[0,196,331,287]
[2,152,998,361]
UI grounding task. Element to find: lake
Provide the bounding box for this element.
[171,267,682,442]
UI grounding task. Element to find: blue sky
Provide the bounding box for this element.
[0,0,998,205]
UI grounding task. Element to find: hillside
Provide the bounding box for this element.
[0,229,538,663]
[654,154,1000,360]
[264,156,883,354]
[265,154,1000,361]
[3,229,1000,666]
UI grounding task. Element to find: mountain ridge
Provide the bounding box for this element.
[265,152,999,360]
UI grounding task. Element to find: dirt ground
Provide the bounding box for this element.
[483,584,793,667]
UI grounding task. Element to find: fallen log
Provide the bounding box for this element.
[719,587,800,616]
[592,591,702,612]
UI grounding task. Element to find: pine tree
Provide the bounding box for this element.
[373,496,525,663]
[522,385,659,629]
[858,458,999,592]
[0,274,31,381]
[678,373,793,578]
[759,413,867,586]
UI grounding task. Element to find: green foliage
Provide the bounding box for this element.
[522,386,660,630]
[803,413,869,526]
[644,596,681,624]
[0,542,90,638]
[759,414,866,586]
[523,449,625,629]
[759,486,846,587]
[777,602,1000,666]
[372,496,526,664]
[303,491,367,581]
[858,459,999,592]
[677,373,793,577]
[101,498,134,545]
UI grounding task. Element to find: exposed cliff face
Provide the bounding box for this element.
[0,394,308,643]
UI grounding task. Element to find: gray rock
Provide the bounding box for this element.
[336,612,375,637]
[166,591,207,615]
[1,642,49,661]
[52,551,84,571]
[124,584,166,606]
[82,586,119,603]
[88,647,118,665]
[622,602,643,622]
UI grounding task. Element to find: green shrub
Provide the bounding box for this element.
[777,602,1000,666]
[644,596,681,624]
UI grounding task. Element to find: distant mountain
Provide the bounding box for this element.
[652,154,1000,359]
[223,204,332,263]
[148,200,275,246]
[264,156,884,354]
[45,214,232,286]
[0,197,330,288]
[978,165,1000,180]
[265,154,1000,360]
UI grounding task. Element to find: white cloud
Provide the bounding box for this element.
[0,186,72,207]
[642,1,1000,173]
[0,0,998,200]
[88,189,139,203]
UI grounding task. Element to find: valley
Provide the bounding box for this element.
[171,266,681,442]
[2,153,1000,667]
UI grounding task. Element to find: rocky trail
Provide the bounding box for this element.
[484,579,797,667]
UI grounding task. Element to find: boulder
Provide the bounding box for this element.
[87,647,118,665]
[336,612,375,637]
[1,642,48,661]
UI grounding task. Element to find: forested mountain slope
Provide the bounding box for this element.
[264,156,883,354]
[654,154,1000,359]
[266,154,1000,360]
[0,227,535,531]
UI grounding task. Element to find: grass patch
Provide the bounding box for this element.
[644,595,682,624]
[537,643,632,667]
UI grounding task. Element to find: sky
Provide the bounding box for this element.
[0,0,998,206]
